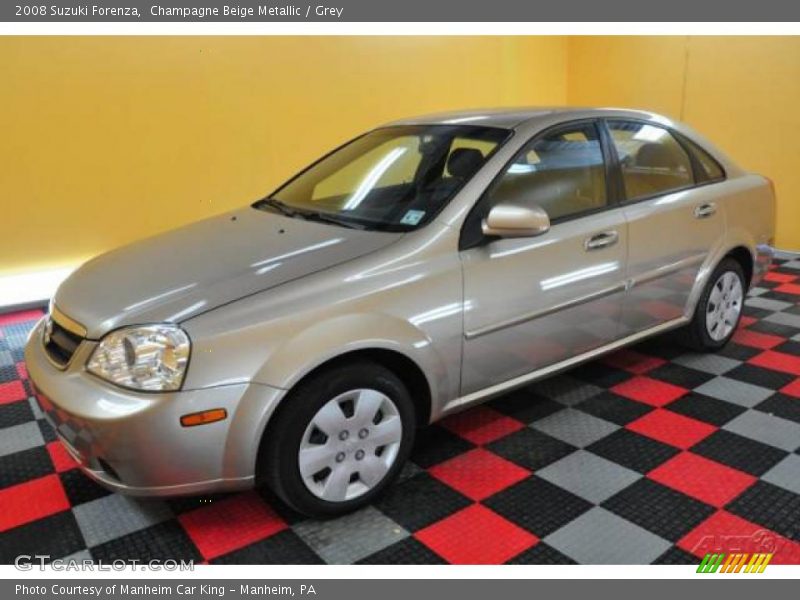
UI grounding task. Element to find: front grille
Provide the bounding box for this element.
[44,317,84,366]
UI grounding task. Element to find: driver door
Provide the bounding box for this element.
[459,121,629,395]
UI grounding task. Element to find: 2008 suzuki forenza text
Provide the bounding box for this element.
[25,108,776,516]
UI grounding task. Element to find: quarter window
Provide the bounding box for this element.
[682,137,725,182]
[607,120,693,201]
[484,123,607,222]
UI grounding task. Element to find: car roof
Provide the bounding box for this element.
[385,107,670,130]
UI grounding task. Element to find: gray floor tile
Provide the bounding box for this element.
[745,297,793,312]
[0,421,44,457]
[672,353,741,375]
[28,396,43,420]
[294,506,408,564]
[74,494,173,547]
[693,376,773,408]
[0,350,15,367]
[762,454,800,495]
[764,311,800,329]
[532,409,619,447]
[780,259,800,271]
[545,507,671,564]
[536,450,641,503]
[747,287,768,297]
[724,411,800,452]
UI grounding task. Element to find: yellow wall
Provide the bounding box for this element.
[2,35,799,280]
[0,36,567,276]
[568,36,800,250]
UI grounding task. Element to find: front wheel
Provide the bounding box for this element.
[679,258,746,351]
[258,361,415,517]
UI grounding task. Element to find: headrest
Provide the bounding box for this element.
[636,142,679,169]
[447,148,484,179]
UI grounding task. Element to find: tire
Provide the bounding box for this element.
[679,258,746,352]
[258,360,415,517]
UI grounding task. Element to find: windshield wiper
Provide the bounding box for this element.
[298,211,361,230]
[254,197,299,218]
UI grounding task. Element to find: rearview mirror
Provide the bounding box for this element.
[481,202,551,239]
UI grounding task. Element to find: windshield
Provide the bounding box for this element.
[255,125,511,231]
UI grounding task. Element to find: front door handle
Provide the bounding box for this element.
[584,230,619,251]
[694,202,717,219]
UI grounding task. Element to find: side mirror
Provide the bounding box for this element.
[481,202,551,239]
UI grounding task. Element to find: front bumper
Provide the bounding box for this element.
[24,318,283,496]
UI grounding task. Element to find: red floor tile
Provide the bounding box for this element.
[0,380,27,405]
[764,272,797,284]
[611,376,687,407]
[678,510,800,564]
[738,315,758,329]
[178,491,287,559]
[648,452,756,507]
[429,448,530,501]
[780,378,800,399]
[439,406,524,445]
[46,441,79,473]
[0,309,44,327]
[627,409,716,449]
[415,504,537,564]
[16,362,28,380]
[774,283,800,295]
[749,350,800,376]
[732,329,784,350]
[602,349,667,374]
[0,474,70,532]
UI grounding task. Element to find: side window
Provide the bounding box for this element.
[485,123,607,222]
[607,120,693,201]
[682,137,725,182]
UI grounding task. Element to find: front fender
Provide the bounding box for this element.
[251,312,447,405]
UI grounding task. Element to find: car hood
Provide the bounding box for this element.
[54,207,402,339]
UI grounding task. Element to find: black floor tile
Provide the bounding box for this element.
[648,363,715,389]
[691,430,789,477]
[411,425,475,469]
[726,481,800,541]
[486,427,577,471]
[213,529,323,564]
[726,363,795,390]
[375,472,471,532]
[666,392,747,427]
[576,391,653,426]
[484,476,592,538]
[0,446,53,489]
[587,429,680,473]
[603,478,716,541]
[357,537,447,565]
[507,542,577,564]
[90,520,202,563]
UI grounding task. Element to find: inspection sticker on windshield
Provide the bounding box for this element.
[400,210,426,226]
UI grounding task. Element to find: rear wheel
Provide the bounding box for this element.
[259,361,415,517]
[679,258,746,351]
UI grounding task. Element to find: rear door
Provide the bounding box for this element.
[604,119,725,335]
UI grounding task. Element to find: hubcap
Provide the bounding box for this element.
[298,389,403,502]
[706,270,743,342]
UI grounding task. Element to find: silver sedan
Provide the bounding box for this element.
[25,108,775,516]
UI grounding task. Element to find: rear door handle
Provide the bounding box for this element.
[584,230,619,251]
[694,202,717,219]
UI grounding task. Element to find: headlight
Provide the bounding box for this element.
[87,325,190,392]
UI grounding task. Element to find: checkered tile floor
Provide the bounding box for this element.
[2,259,800,565]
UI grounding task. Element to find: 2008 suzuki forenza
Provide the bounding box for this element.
[26,108,775,516]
